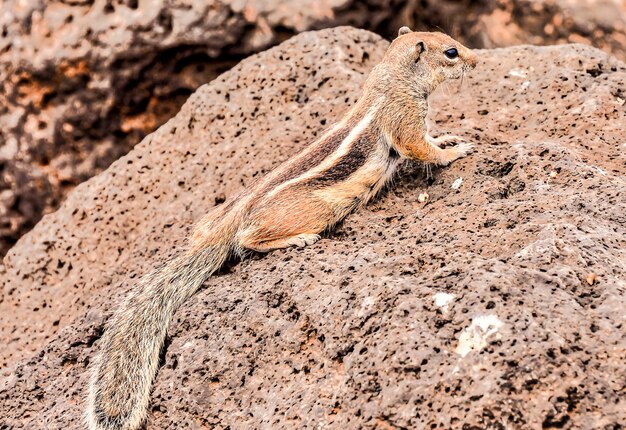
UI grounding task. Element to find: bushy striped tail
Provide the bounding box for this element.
[86,241,230,430]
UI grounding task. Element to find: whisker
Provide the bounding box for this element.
[423,162,433,180]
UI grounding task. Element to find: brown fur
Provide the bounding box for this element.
[87,29,478,430]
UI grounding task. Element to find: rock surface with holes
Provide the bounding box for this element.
[0,0,417,257]
[1,27,625,429]
[3,0,626,258]
[465,0,626,59]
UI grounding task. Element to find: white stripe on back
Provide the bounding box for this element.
[265,107,377,199]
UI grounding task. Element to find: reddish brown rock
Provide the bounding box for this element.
[467,0,626,59]
[1,27,625,428]
[3,0,626,259]
[0,0,415,257]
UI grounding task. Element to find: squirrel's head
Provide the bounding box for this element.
[384,27,478,92]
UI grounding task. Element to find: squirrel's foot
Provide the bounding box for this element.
[286,233,321,248]
[240,232,321,252]
[425,133,464,148]
[437,142,475,166]
[451,142,475,157]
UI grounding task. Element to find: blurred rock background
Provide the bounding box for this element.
[1,0,625,257]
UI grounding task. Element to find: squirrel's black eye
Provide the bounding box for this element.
[444,48,458,59]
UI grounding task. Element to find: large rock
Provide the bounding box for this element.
[0,0,413,257]
[465,0,626,58]
[1,26,625,429]
[3,0,626,259]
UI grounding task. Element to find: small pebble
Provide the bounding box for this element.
[418,193,429,203]
[451,177,463,190]
[586,272,596,285]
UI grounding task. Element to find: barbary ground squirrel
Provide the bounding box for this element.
[87,27,478,430]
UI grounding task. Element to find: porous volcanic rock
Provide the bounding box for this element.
[0,0,417,257]
[4,0,626,259]
[1,27,625,429]
[465,0,626,58]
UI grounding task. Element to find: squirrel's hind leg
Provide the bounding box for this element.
[237,190,332,253]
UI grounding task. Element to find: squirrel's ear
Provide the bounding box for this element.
[398,26,412,37]
[416,40,426,56]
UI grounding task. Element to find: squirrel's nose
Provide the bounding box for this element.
[467,51,478,69]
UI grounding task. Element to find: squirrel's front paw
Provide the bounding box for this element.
[426,134,464,148]
[440,135,465,148]
[438,142,475,166]
[453,142,475,157]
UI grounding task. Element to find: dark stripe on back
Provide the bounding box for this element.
[306,130,376,187]
[258,122,353,193]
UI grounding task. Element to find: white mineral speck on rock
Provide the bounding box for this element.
[508,68,528,78]
[455,314,503,357]
[433,292,455,312]
[592,166,607,176]
[451,177,463,190]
